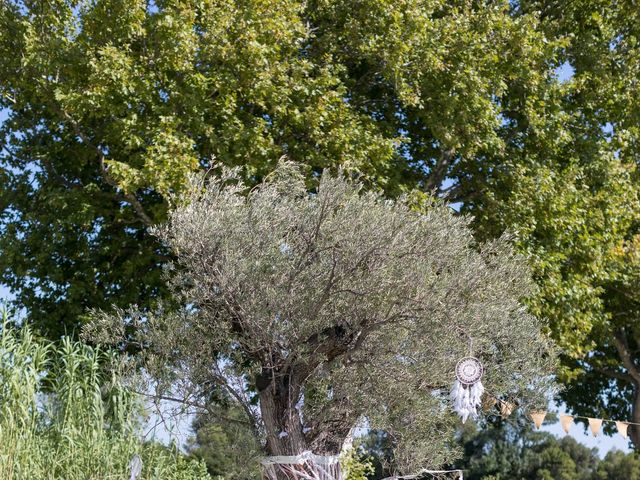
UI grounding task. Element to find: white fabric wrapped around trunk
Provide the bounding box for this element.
[261,451,342,480]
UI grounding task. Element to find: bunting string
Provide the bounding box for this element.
[527,412,633,438]
[570,414,640,426]
[481,393,637,439]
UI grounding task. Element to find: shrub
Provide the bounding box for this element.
[0,308,211,480]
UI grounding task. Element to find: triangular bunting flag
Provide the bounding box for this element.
[616,421,629,439]
[588,418,603,437]
[560,415,574,434]
[530,411,547,429]
[482,394,497,413]
[500,401,515,418]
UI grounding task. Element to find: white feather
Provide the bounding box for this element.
[450,379,484,423]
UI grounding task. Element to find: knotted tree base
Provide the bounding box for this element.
[261,452,342,480]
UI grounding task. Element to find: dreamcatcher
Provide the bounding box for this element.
[450,354,484,423]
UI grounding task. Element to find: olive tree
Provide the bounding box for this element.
[85,163,556,470]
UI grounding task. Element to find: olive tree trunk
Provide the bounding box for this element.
[259,379,309,455]
[258,370,345,480]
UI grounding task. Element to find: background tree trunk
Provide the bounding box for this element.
[629,386,640,448]
[612,330,640,449]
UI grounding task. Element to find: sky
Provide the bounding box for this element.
[556,61,576,82]
[0,108,9,302]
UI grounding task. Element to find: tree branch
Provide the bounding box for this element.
[612,329,640,384]
[57,109,154,226]
[211,366,262,438]
[424,148,456,193]
[133,389,255,429]
[441,181,478,204]
[592,365,634,383]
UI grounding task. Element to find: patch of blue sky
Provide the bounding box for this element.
[555,61,575,82]
[440,177,462,211]
[0,285,11,302]
[0,109,11,304]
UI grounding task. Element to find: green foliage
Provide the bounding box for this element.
[186,407,261,480]
[2,0,636,463]
[0,307,211,480]
[357,430,395,479]
[86,163,556,470]
[594,451,640,480]
[454,416,640,480]
[4,0,637,459]
[340,448,375,480]
[469,0,640,440]
[0,0,562,337]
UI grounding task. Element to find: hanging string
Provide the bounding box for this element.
[481,390,640,427]
[449,344,637,431]
[572,414,640,427]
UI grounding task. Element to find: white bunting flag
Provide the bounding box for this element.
[560,414,574,434]
[588,418,603,437]
[482,395,497,413]
[500,401,515,418]
[616,421,629,439]
[530,411,547,429]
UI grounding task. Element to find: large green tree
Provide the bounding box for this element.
[6,0,640,455]
[470,0,640,446]
[0,0,559,337]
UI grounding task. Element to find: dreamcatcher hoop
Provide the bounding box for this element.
[455,357,483,385]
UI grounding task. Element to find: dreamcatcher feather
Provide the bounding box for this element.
[450,356,484,423]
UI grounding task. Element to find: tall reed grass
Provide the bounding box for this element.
[0,308,211,480]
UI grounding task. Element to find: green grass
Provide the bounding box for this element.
[0,308,211,480]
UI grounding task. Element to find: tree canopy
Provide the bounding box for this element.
[85,164,556,470]
[3,0,640,455]
[0,0,559,337]
[469,0,640,446]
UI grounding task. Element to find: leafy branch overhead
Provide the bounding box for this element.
[86,163,557,470]
[0,0,560,337]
